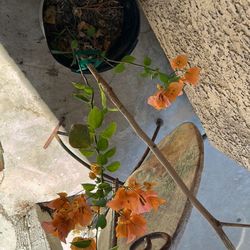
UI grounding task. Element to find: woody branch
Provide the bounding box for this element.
[87,63,250,250]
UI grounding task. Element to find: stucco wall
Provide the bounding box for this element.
[139,0,250,168]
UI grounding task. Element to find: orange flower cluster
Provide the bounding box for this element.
[42,193,93,243]
[116,209,147,243]
[107,178,165,243]
[148,55,201,110]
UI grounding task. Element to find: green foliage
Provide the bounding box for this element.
[69,124,91,149]
[104,147,116,158]
[114,63,125,73]
[85,191,100,199]
[159,72,170,85]
[97,154,108,165]
[72,83,93,95]
[98,182,112,193]
[109,246,119,250]
[96,214,107,229]
[79,149,95,157]
[73,93,90,103]
[86,26,96,38]
[82,183,96,191]
[121,55,136,63]
[108,108,119,112]
[71,240,91,248]
[97,137,109,151]
[88,106,104,129]
[99,85,107,109]
[93,198,107,207]
[140,71,150,78]
[71,40,78,49]
[143,56,152,66]
[101,122,117,139]
[110,247,119,250]
[169,74,180,83]
[106,161,121,172]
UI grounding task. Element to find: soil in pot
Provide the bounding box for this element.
[43,0,124,70]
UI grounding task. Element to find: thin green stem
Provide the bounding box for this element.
[57,131,68,136]
[103,57,158,72]
[75,54,91,87]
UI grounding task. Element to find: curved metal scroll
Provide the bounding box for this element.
[130,232,171,250]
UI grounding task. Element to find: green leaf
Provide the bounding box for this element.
[97,154,108,165]
[79,149,95,157]
[121,55,136,63]
[106,161,120,172]
[96,189,104,198]
[73,93,90,103]
[114,63,125,73]
[99,183,112,193]
[69,124,91,149]
[104,147,116,158]
[151,71,159,79]
[98,183,111,190]
[72,82,85,89]
[96,214,107,229]
[140,71,150,78]
[73,83,93,94]
[99,85,107,109]
[71,240,91,248]
[108,108,119,112]
[83,87,93,95]
[71,40,78,49]
[86,26,96,38]
[95,177,102,184]
[169,75,180,83]
[143,56,152,66]
[110,247,119,250]
[159,72,170,84]
[144,67,151,74]
[93,197,107,207]
[97,137,109,151]
[101,122,117,139]
[88,106,104,129]
[82,183,96,192]
[85,191,100,199]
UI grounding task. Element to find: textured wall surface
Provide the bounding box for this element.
[140,0,250,169]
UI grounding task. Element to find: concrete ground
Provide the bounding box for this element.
[0,1,250,249]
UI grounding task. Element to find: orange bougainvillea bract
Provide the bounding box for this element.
[148,54,200,110]
[42,194,93,243]
[170,54,188,70]
[107,178,165,214]
[183,67,201,85]
[147,90,171,110]
[116,209,147,243]
[164,81,184,102]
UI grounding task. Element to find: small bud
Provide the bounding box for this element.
[157,84,163,90]
[89,171,97,180]
[90,163,102,175]
[91,206,100,213]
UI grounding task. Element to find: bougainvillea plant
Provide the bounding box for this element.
[42,54,200,249]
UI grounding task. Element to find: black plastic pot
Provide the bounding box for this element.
[40,0,140,73]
